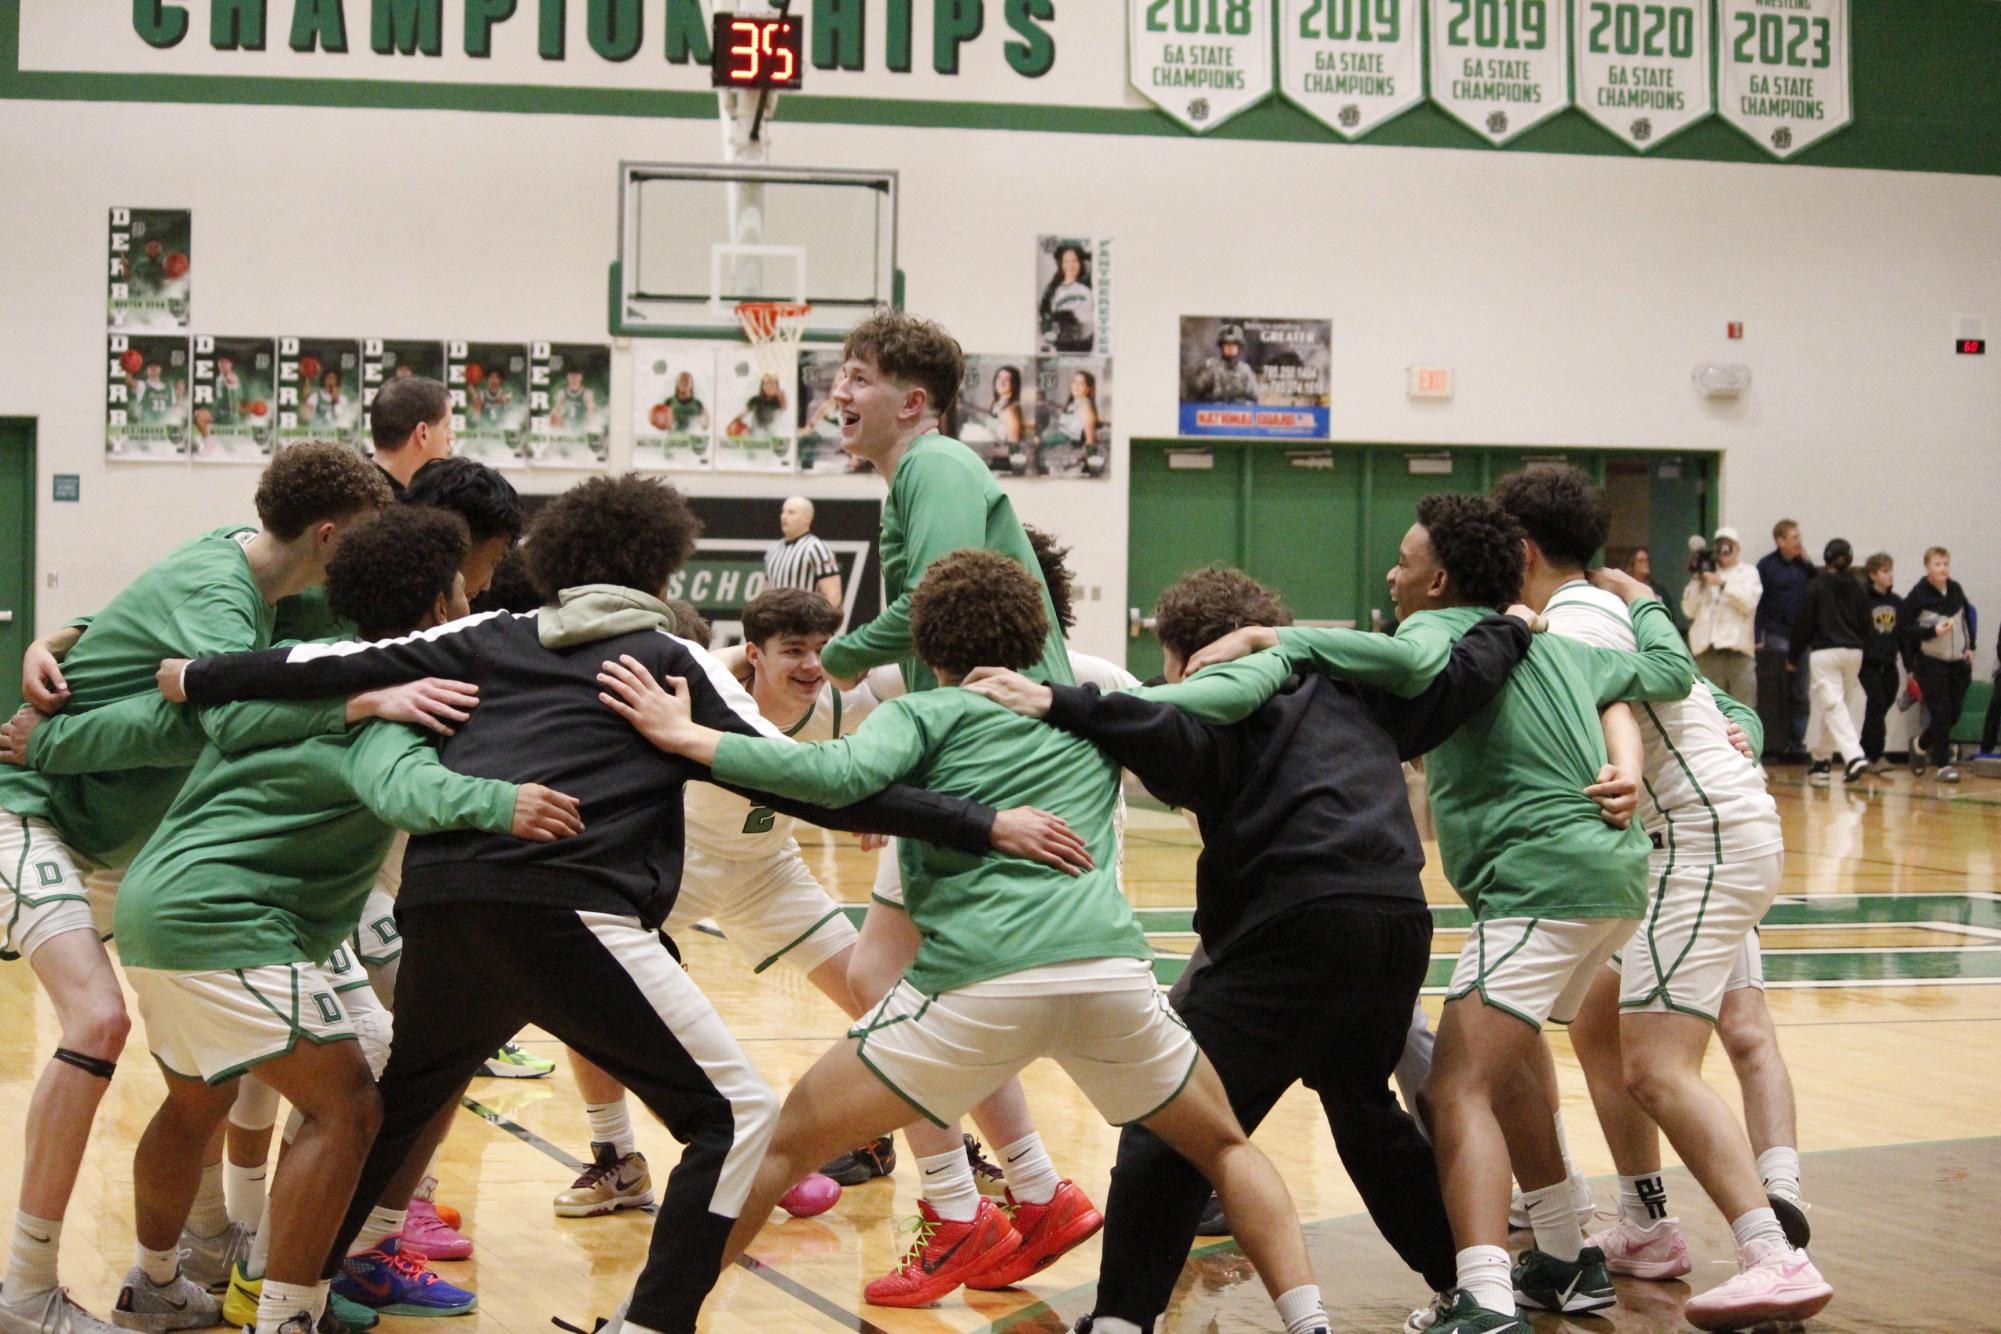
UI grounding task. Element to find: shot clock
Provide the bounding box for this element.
[711,12,804,89]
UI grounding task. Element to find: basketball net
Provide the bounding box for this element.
[736,301,813,377]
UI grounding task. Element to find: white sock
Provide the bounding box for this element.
[1552,1110,1576,1180]
[136,1242,181,1286]
[1086,1319,1143,1334]
[1757,1146,1802,1202]
[225,1159,269,1230]
[187,1161,232,1238]
[1523,1180,1583,1261]
[346,1206,406,1257]
[255,1277,326,1334]
[998,1133,1060,1206]
[6,1212,62,1300]
[1729,1206,1789,1256]
[1618,1171,1669,1225]
[1456,1244,1514,1316]
[248,1193,274,1279]
[1275,1283,1326,1334]
[585,1100,637,1158]
[915,1147,979,1223]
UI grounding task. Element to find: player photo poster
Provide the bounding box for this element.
[955,355,1036,476]
[108,208,190,332]
[1279,0,1426,139]
[714,349,797,473]
[1127,0,1275,133]
[528,341,612,469]
[1036,236,1113,355]
[361,339,446,445]
[106,333,190,462]
[190,335,275,464]
[1574,0,1713,152]
[274,338,360,451]
[632,342,714,472]
[1429,0,1572,145]
[1718,0,1851,160]
[450,341,529,466]
[1032,356,1112,480]
[796,348,861,475]
[1178,317,1331,438]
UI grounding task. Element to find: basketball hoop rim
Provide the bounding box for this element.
[735,301,814,376]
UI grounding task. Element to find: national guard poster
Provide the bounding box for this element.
[1179,316,1331,438]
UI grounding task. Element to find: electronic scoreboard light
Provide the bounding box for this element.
[1957,338,1987,356]
[711,13,804,89]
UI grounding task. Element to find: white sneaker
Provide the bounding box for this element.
[1683,1238,1832,1331]
[0,1288,122,1334]
[176,1220,251,1292]
[1584,1214,1692,1279]
[110,1269,220,1333]
[1507,1173,1593,1231]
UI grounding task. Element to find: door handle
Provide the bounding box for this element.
[1129,607,1155,639]
[0,610,12,624]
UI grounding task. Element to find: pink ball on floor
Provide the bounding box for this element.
[778,1173,842,1218]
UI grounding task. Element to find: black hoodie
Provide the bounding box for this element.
[1790,567,1871,666]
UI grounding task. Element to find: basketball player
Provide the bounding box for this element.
[548,368,597,432]
[664,371,706,434]
[211,356,244,428]
[131,364,180,425]
[309,371,346,428]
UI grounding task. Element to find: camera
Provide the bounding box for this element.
[1687,535,1717,576]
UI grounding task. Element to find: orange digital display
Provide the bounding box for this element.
[710,15,803,89]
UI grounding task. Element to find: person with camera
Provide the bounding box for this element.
[1755,521,1816,760]
[1900,547,1977,782]
[1682,527,1761,708]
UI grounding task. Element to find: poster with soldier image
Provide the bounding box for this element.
[275,338,362,451]
[361,339,446,445]
[1031,356,1112,480]
[631,341,714,472]
[106,333,190,462]
[108,208,191,332]
[714,349,797,473]
[1036,236,1112,355]
[449,341,530,466]
[1178,317,1331,438]
[954,355,1036,476]
[528,342,612,469]
[190,335,275,464]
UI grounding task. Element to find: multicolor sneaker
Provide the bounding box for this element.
[1507,1173,1594,1232]
[224,1269,377,1333]
[1511,1245,1615,1313]
[332,1237,478,1316]
[1584,1214,1692,1279]
[412,1176,462,1231]
[1683,1238,1833,1330]
[176,1219,252,1291]
[0,1287,125,1334]
[819,1135,896,1186]
[962,1134,1008,1198]
[553,1143,654,1218]
[863,1199,1021,1308]
[109,1268,220,1333]
[1402,1291,1453,1332]
[402,1197,473,1260]
[1768,1192,1812,1248]
[965,1181,1104,1290]
[1419,1290,1529,1333]
[479,1042,554,1078]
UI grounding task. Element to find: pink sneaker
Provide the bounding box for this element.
[778,1173,842,1219]
[1585,1214,1692,1279]
[401,1197,474,1261]
[1683,1238,1833,1331]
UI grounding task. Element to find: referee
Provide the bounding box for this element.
[764,496,842,610]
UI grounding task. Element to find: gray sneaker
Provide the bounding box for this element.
[109,1269,220,1333]
[0,1288,123,1334]
[176,1221,251,1293]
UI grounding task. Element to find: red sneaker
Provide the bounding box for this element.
[863,1199,1020,1308]
[964,1181,1104,1290]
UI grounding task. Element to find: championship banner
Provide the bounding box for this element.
[449,341,529,467]
[1428,0,1571,145]
[107,207,189,332]
[360,339,446,445]
[1178,317,1331,438]
[1279,0,1426,140]
[527,341,611,469]
[1128,0,1275,133]
[106,333,189,462]
[274,337,360,452]
[1718,0,1850,160]
[1574,0,1713,151]
[191,335,274,464]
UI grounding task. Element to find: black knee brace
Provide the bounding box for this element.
[53,1046,117,1079]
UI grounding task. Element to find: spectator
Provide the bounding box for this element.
[1858,552,1904,772]
[1755,519,1816,759]
[1791,538,1871,785]
[1621,547,1685,635]
[763,495,843,610]
[1682,525,1761,708]
[1983,618,2001,760]
[1900,545,1977,782]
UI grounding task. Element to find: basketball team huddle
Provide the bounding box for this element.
[0,310,1832,1334]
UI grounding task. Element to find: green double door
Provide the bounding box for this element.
[0,421,36,706]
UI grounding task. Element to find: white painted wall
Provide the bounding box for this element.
[4,98,1998,674]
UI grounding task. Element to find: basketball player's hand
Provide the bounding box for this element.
[989,807,1093,876]
[1725,723,1755,761]
[512,784,586,842]
[598,655,720,762]
[825,669,861,691]
[22,640,71,712]
[1585,763,1639,829]
[858,833,891,853]
[156,658,192,703]
[1586,567,1651,605]
[1184,626,1279,676]
[961,667,1053,719]
[0,706,47,766]
[1504,603,1544,630]
[348,678,481,736]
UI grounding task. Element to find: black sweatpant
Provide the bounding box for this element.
[1914,657,1972,767]
[1092,896,1454,1325]
[325,901,778,1333]
[1755,645,1807,758]
[1858,658,1900,762]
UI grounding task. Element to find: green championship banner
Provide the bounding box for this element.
[1279,0,1425,140]
[1428,0,1571,145]
[1128,0,1275,133]
[1574,0,1714,151]
[1718,0,1851,159]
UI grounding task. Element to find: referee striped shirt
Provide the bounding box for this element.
[764,533,839,591]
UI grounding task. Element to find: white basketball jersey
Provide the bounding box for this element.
[1542,581,1783,866]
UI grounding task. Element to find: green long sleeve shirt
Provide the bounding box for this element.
[115,722,517,972]
[818,434,1075,694]
[712,687,1149,995]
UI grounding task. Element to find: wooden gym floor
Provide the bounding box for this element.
[3,766,1996,1332]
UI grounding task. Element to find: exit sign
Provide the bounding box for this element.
[1958,338,1986,355]
[1408,366,1455,399]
